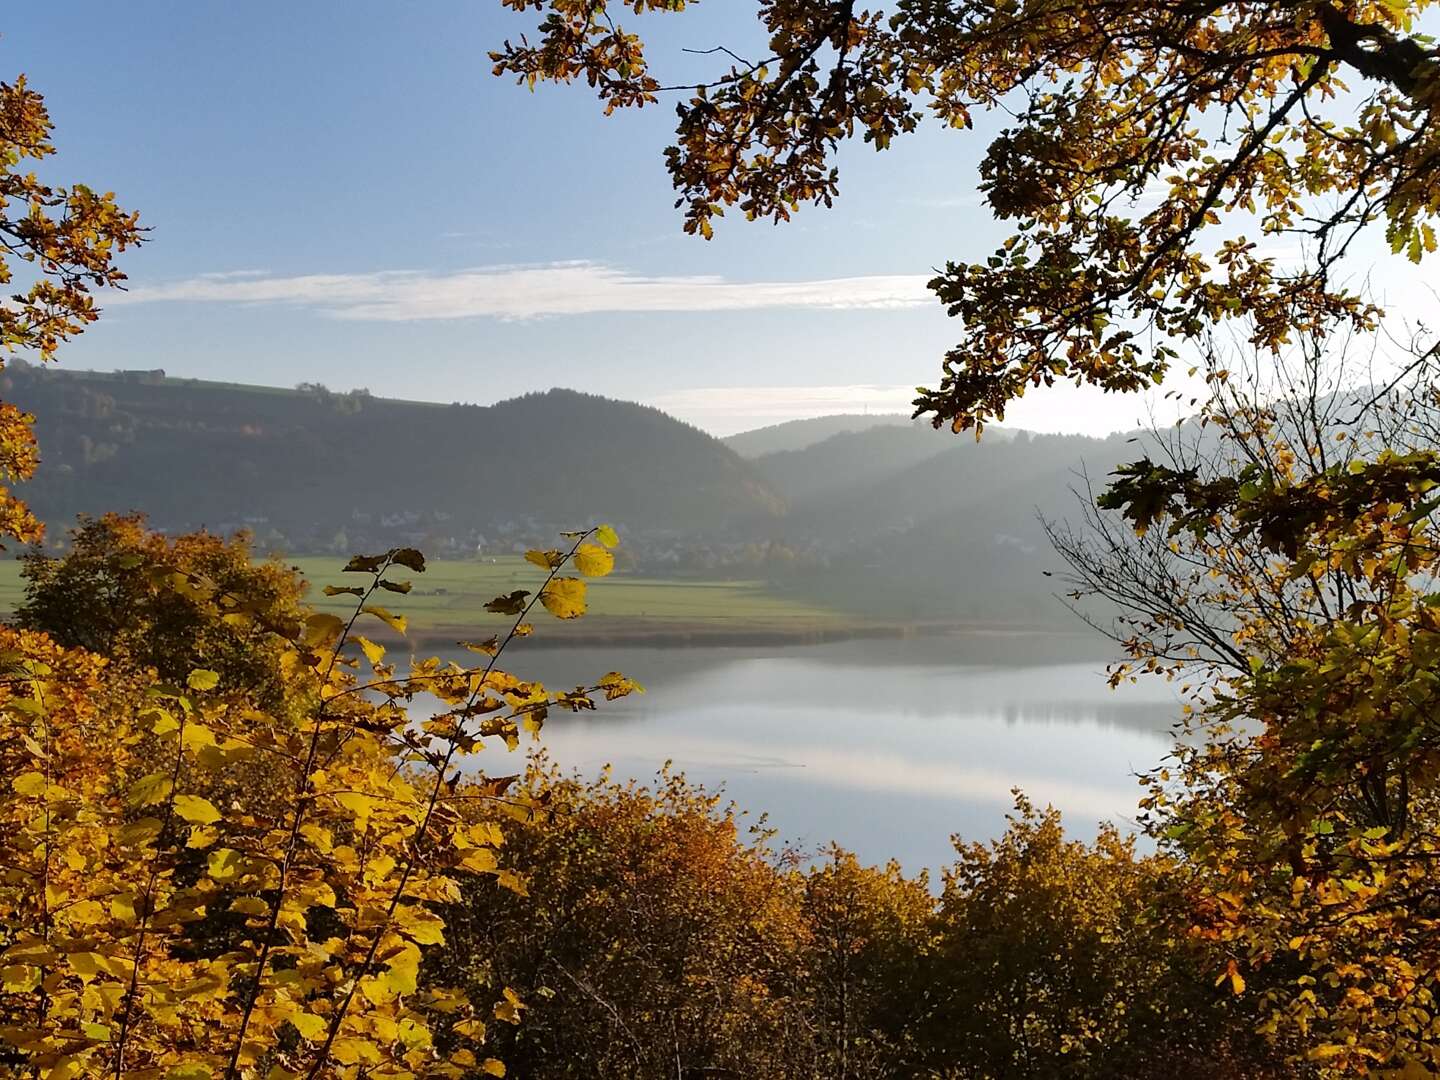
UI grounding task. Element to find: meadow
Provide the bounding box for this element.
[0,555,849,644]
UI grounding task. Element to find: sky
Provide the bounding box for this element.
[5,3,1424,436]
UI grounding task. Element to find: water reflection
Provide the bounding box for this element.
[442,635,1184,873]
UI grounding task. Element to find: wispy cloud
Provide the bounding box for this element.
[111,261,935,321]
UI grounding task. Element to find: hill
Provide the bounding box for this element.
[753,423,956,501]
[5,365,785,555]
[752,426,1146,620]
[722,413,915,457]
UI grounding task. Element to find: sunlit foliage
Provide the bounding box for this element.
[0,517,634,1078]
[0,69,142,541]
[493,0,1439,431]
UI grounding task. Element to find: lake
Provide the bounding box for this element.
[444,634,1185,874]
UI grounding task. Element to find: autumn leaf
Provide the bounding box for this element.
[539,578,587,619]
[525,549,565,570]
[173,793,221,825]
[574,543,615,578]
[186,668,220,691]
[484,590,530,615]
[362,604,407,635]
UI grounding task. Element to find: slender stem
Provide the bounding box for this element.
[301,530,596,1079]
[222,558,393,1079]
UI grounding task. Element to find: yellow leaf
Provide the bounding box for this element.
[454,1018,487,1041]
[173,793,222,825]
[362,604,407,635]
[595,523,619,548]
[538,578,586,620]
[207,848,245,882]
[574,543,614,577]
[482,1061,506,1077]
[2,964,39,992]
[128,772,174,808]
[382,944,421,994]
[12,771,45,797]
[356,635,385,666]
[186,668,220,691]
[494,986,525,1025]
[304,612,345,646]
[335,791,380,822]
[286,1010,327,1041]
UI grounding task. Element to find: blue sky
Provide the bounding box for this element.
[8,2,1399,435]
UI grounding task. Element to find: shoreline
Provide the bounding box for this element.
[393,619,1103,652]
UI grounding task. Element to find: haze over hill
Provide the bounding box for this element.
[722,413,916,457]
[8,365,1146,623]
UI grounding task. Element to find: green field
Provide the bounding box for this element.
[0,556,846,643]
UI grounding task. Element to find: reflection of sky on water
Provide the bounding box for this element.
[434,638,1184,874]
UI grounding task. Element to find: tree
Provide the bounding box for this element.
[491,7,1440,1071]
[16,514,310,713]
[917,795,1280,1078]
[0,521,636,1078]
[431,761,812,1079]
[1046,330,1440,1071]
[0,69,142,539]
[491,0,1438,430]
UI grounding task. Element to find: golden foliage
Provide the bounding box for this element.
[0,522,636,1078]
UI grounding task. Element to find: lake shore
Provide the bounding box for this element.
[400,618,1106,653]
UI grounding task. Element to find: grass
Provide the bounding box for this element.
[0,556,846,642]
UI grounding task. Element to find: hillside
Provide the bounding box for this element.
[753,426,1146,620]
[753,423,956,501]
[5,366,1159,625]
[722,413,915,457]
[6,365,785,554]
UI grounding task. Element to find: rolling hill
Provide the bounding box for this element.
[4,364,1161,625]
[5,365,785,554]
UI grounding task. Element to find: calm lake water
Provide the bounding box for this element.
[444,635,1184,874]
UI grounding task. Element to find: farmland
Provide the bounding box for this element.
[0,555,855,646]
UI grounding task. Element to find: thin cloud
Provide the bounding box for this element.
[111,261,935,321]
[649,384,919,426]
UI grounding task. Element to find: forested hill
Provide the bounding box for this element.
[4,365,785,553]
